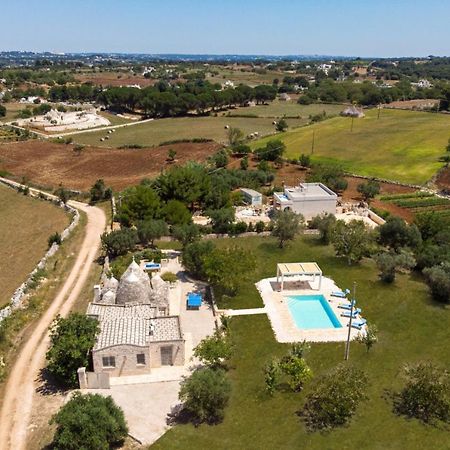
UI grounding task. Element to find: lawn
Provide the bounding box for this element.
[228,100,344,119]
[73,116,303,148]
[153,235,449,449]
[252,109,450,185]
[0,184,70,307]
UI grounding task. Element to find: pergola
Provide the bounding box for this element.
[276,262,322,291]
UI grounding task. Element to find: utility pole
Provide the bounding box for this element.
[350,116,354,132]
[311,130,315,154]
[377,104,381,120]
[344,282,357,361]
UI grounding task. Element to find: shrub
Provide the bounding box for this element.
[46,314,99,388]
[193,330,232,368]
[255,221,266,233]
[423,264,450,303]
[137,219,168,247]
[50,393,128,449]
[395,362,450,423]
[179,367,231,424]
[161,271,178,283]
[302,364,368,431]
[48,231,62,248]
[172,222,200,247]
[264,360,280,395]
[355,323,378,352]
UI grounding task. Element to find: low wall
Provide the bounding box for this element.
[0,178,80,325]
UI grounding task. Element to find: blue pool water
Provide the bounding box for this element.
[286,294,342,329]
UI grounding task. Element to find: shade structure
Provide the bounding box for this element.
[276,262,322,291]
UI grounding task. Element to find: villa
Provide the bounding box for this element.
[86,260,185,378]
[273,183,337,220]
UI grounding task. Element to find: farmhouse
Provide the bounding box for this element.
[341,105,365,118]
[273,183,337,220]
[87,260,185,377]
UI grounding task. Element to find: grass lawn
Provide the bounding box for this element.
[228,100,344,119]
[252,109,450,185]
[153,235,449,449]
[0,184,70,307]
[0,102,25,123]
[73,116,303,148]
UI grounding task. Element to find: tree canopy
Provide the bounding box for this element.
[46,314,99,388]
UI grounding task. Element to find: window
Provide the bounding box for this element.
[102,356,116,368]
[136,353,146,365]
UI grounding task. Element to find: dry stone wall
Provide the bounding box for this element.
[0,178,80,324]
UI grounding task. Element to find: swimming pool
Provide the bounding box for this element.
[286,294,342,329]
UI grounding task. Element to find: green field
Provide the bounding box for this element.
[153,235,449,450]
[0,184,69,307]
[73,116,303,148]
[206,67,284,86]
[253,109,450,185]
[228,100,344,118]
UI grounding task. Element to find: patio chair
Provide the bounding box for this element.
[340,308,361,318]
[338,303,353,310]
[331,290,348,298]
[348,318,367,330]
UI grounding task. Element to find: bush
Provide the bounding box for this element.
[48,231,62,248]
[395,362,450,423]
[50,393,128,449]
[161,271,178,283]
[137,219,168,247]
[302,364,368,431]
[423,264,450,303]
[90,179,112,203]
[194,330,232,368]
[255,221,266,233]
[179,367,231,424]
[46,314,99,388]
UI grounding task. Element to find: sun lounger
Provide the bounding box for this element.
[338,303,353,310]
[341,308,361,318]
[347,318,367,330]
[331,291,348,298]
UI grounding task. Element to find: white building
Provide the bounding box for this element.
[240,188,263,206]
[273,183,337,220]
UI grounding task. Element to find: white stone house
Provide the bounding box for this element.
[87,260,185,377]
[273,183,337,220]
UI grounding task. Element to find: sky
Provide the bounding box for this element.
[1,0,450,57]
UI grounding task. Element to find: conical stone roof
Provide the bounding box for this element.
[115,260,151,305]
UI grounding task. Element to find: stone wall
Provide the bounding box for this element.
[92,339,184,376]
[0,177,80,325]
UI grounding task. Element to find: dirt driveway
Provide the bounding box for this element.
[0,194,106,450]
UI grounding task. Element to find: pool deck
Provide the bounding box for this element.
[256,276,365,343]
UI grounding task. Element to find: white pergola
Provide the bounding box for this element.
[276,262,322,291]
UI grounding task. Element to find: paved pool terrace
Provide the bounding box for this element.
[256,276,364,343]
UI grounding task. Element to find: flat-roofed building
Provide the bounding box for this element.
[273,183,337,220]
[240,188,263,206]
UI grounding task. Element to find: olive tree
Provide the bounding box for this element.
[271,209,304,248]
[395,362,450,423]
[302,364,368,431]
[46,314,99,388]
[179,367,231,424]
[50,393,128,449]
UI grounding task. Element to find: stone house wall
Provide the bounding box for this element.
[93,339,184,376]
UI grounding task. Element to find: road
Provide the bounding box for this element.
[0,197,106,450]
